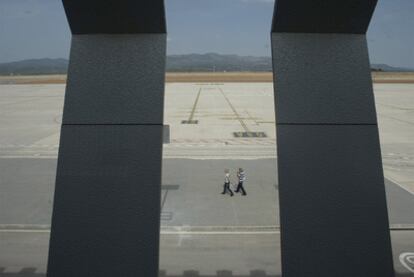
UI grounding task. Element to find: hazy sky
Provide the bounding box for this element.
[0,0,413,68]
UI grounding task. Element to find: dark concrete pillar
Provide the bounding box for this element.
[271,1,395,276]
[47,1,166,276]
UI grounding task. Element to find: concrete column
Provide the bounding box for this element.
[271,1,395,276]
[47,1,166,276]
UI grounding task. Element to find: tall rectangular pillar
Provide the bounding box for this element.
[47,1,167,276]
[271,1,395,276]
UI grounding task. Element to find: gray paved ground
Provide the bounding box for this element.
[1,231,413,276]
[1,158,413,227]
[1,83,414,275]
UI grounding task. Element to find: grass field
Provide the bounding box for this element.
[1,72,414,84]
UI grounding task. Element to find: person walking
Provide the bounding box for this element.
[235,168,247,196]
[221,169,234,196]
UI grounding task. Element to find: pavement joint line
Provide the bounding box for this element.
[376,102,414,111]
[380,114,414,126]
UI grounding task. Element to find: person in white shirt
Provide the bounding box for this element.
[235,168,247,196]
[221,169,234,196]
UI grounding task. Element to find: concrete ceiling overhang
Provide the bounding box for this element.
[272,0,378,34]
[62,0,166,34]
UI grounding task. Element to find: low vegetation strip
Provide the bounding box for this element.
[1,72,414,85]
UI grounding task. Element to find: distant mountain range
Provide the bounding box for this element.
[167,53,272,72]
[370,63,413,72]
[0,58,69,75]
[0,55,412,75]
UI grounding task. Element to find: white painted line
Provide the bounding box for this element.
[0,229,279,235]
[399,252,414,273]
[0,224,50,229]
[0,229,50,233]
[163,157,276,160]
[2,224,412,234]
[0,224,280,235]
[161,231,279,235]
[0,155,277,160]
[0,156,57,159]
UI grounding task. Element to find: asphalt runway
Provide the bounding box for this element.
[1,83,414,275]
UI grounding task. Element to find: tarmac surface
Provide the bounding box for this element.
[0,83,414,276]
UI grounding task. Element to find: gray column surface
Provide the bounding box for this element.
[47,1,166,277]
[63,34,166,124]
[271,0,395,276]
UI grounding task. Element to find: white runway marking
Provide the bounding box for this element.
[399,252,414,273]
[2,225,413,233]
[0,229,280,235]
[161,231,279,235]
[0,229,51,233]
[0,225,280,235]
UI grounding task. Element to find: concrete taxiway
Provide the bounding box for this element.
[0,83,414,276]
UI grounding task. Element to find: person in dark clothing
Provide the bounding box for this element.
[221,169,234,196]
[235,168,247,196]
